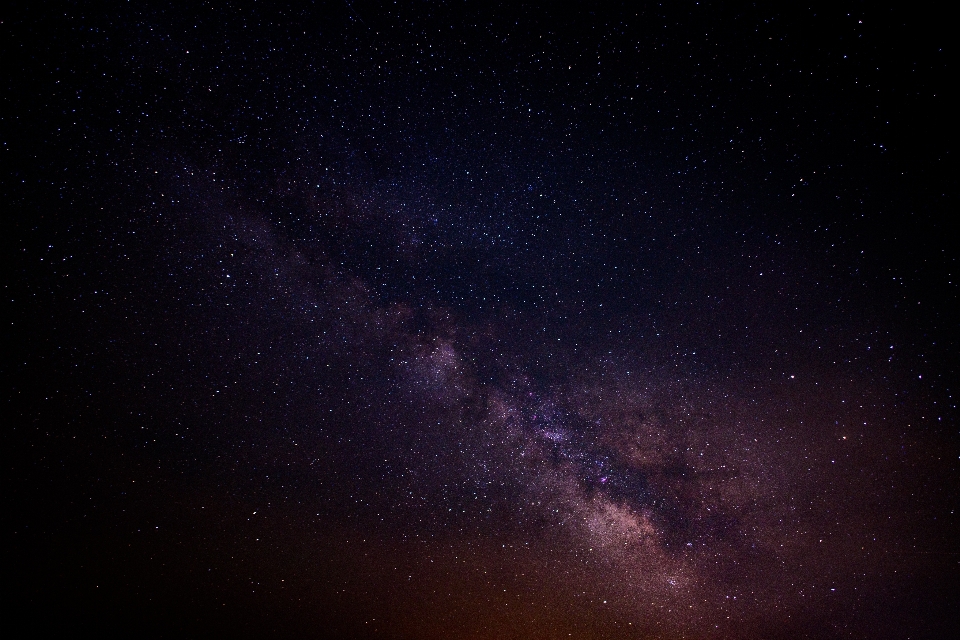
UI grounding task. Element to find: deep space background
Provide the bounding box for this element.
[5,2,958,638]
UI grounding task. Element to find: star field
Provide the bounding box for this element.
[7,3,958,639]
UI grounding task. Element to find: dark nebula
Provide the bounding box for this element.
[7,3,958,639]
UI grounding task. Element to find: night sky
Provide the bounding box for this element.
[7,3,958,638]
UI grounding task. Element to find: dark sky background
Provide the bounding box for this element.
[6,2,958,638]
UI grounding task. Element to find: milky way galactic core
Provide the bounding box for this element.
[8,3,957,639]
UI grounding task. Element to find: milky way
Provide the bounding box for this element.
[9,3,957,639]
